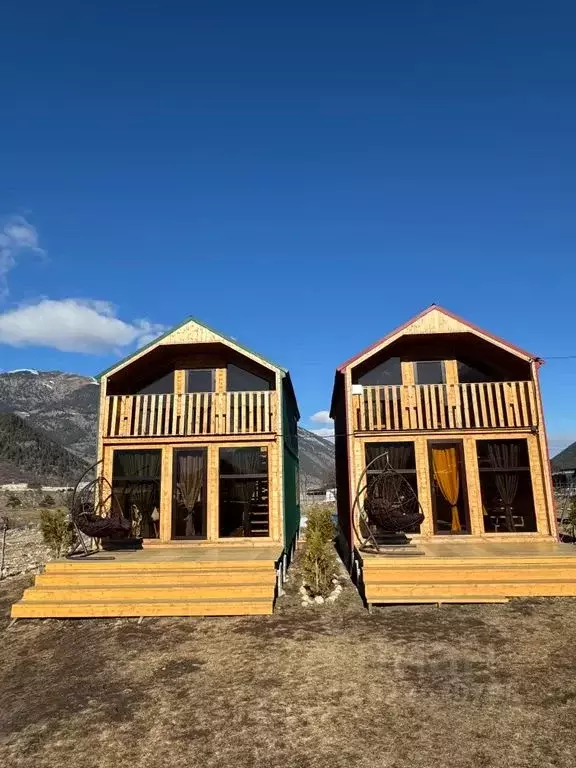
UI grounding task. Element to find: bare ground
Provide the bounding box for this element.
[1,555,576,768]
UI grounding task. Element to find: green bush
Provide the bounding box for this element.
[6,494,21,508]
[40,507,75,557]
[566,497,576,540]
[302,505,337,596]
[39,494,56,508]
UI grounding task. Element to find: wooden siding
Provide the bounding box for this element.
[104,391,276,438]
[353,381,537,432]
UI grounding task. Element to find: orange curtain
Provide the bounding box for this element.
[432,447,461,533]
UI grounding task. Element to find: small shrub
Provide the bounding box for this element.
[39,494,56,508]
[566,497,576,541]
[302,505,337,596]
[40,507,75,557]
[6,494,21,508]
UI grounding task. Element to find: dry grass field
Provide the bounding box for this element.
[1,554,576,768]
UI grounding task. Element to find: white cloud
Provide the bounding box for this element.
[0,215,44,299]
[310,427,335,439]
[310,410,333,425]
[0,298,166,354]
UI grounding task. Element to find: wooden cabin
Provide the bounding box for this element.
[12,317,300,618]
[331,305,576,606]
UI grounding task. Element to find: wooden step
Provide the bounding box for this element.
[362,555,576,568]
[368,596,510,605]
[22,583,274,602]
[11,597,273,619]
[44,559,277,573]
[35,569,277,587]
[360,565,576,583]
[365,578,576,600]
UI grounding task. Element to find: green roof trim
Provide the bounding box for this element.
[97,315,287,380]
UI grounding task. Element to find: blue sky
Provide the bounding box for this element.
[0,1,575,452]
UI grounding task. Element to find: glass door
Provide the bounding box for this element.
[219,447,269,537]
[172,448,207,539]
[429,441,470,534]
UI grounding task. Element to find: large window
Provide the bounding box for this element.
[227,364,271,392]
[429,441,470,534]
[219,447,269,537]
[112,450,162,538]
[477,439,537,533]
[357,357,402,387]
[138,372,174,395]
[457,361,492,384]
[172,449,207,539]
[365,442,420,533]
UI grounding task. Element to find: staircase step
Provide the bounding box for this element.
[22,583,274,602]
[368,596,510,605]
[45,559,277,573]
[36,569,277,587]
[360,566,576,583]
[362,556,576,568]
[12,597,273,618]
[365,578,576,600]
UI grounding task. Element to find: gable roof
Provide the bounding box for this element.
[98,316,287,380]
[336,305,542,373]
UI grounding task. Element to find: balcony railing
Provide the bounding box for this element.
[353,381,538,432]
[104,391,276,438]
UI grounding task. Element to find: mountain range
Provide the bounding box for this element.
[551,441,576,473]
[0,370,335,487]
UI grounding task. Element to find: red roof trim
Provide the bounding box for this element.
[336,305,541,372]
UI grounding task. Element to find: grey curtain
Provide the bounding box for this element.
[176,453,204,536]
[115,452,161,537]
[118,451,161,478]
[366,444,411,472]
[487,442,520,532]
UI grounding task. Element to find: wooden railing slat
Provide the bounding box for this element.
[517,382,528,427]
[485,384,497,428]
[493,382,505,427]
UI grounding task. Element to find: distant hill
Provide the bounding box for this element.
[297,427,335,488]
[0,412,89,485]
[0,370,99,459]
[551,442,576,472]
[0,370,334,487]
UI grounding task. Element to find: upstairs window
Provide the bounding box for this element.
[357,357,402,386]
[457,361,492,384]
[227,363,271,392]
[186,369,214,392]
[414,361,445,385]
[138,371,174,395]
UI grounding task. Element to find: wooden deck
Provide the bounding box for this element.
[360,539,576,606]
[11,545,282,619]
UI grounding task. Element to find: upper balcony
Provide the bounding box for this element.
[352,380,538,433]
[103,390,277,439]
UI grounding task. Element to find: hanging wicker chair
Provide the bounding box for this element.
[67,461,135,555]
[353,452,425,552]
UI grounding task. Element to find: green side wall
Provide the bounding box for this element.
[281,378,300,546]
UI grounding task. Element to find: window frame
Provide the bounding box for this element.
[414,360,446,385]
[185,368,215,393]
[475,438,537,534]
[427,438,471,535]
